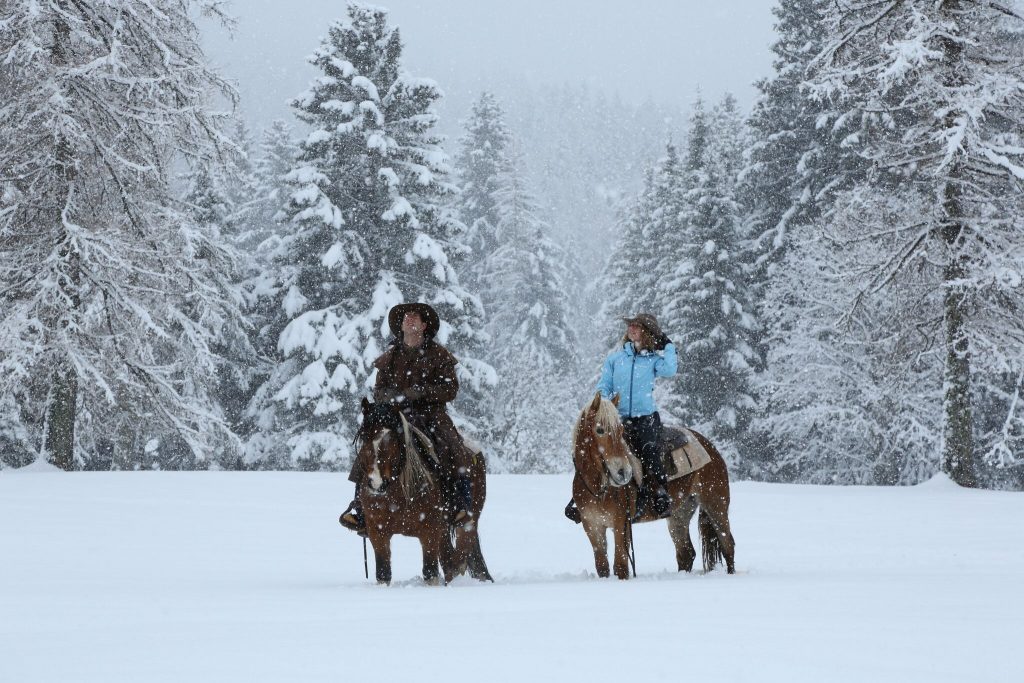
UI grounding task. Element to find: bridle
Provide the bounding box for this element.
[575,416,630,498]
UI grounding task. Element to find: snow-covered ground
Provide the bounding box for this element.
[1,469,1020,683]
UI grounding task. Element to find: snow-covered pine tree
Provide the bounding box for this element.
[247,4,492,470]
[659,95,759,462]
[456,92,513,269]
[807,0,1024,487]
[485,151,582,472]
[0,0,248,470]
[449,92,514,451]
[181,154,259,471]
[743,0,856,255]
[599,165,662,345]
[246,119,297,255]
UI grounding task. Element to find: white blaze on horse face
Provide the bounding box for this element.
[366,431,389,494]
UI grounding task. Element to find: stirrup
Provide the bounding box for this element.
[339,501,366,536]
[652,489,672,519]
[564,500,582,524]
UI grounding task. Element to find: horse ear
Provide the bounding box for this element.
[611,393,621,408]
[589,392,603,413]
[361,396,371,412]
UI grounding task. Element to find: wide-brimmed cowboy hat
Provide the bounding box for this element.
[388,302,440,338]
[622,313,663,338]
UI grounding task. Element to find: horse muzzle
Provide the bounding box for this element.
[605,457,633,487]
[366,467,388,496]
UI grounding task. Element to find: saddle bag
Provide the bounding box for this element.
[661,426,712,480]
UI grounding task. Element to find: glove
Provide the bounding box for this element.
[375,387,402,404]
[402,386,426,402]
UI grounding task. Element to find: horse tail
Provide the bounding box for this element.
[699,508,723,573]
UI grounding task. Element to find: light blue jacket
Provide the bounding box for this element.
[597,341,677,418]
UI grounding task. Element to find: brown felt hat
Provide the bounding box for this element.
[388,302,440,338]
[622,313,663,338]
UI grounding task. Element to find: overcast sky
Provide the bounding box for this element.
[203,0,778,133]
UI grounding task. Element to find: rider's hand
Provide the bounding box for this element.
[375,387,402,404]
[403,386,426,402]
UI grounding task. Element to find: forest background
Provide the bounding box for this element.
[2,0,1022,490]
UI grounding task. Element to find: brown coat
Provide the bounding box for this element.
[350,340,471,483]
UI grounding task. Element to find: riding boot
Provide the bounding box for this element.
[644,446,673,519]
[453,476,473,526]
[564,498,581,524]
[339,482,367,536]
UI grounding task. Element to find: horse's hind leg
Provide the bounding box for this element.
[699,503,736,574]
[466,531,493,582]
[420,532,444,585]
[668,494,699,572]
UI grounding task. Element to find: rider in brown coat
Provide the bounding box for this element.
[339,302,475,535]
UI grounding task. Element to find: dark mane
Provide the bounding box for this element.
[358,401,402,443]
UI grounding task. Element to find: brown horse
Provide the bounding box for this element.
[571,392,736,579]
[356,398,492,585]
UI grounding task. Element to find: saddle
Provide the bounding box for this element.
[661,426,712,480]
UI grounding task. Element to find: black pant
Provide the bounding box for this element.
[623,412,667,488]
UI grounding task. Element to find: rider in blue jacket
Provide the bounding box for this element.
[566,313,677,523]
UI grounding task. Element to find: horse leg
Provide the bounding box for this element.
[699,503,736,574]
[450,525,470,577]
[371,533,393,585]
[420,531,443,586]
[611,516,630,580]
[581,517,610,578]
[668,494,699,572]
[465,530,493,582]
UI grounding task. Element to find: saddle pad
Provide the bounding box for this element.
[667,428,712,480]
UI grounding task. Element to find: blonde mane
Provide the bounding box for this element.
[572,397,624,453]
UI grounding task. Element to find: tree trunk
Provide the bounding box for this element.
[43,4,80,471]
[44,364,78,471]
[937,4,977,488]
[941,260,976,488]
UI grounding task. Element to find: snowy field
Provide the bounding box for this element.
[1,468,1021,683]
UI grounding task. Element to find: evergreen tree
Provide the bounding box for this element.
[181,156,259,471]
[248,4,492,470]
[450,92,513,450]
[456,92,513,266]
[485,153,582,472]
[0,0,246,469]
[660,96,759,460]
[247,119,297,254]
[743,0,852,255]
[599,165,662,344]
[804,0,1024,487]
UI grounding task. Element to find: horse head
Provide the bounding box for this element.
[358,398,405,497]
[573,392,633,491]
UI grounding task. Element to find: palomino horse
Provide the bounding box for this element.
[356,398,492,584]
[571,392,736,579]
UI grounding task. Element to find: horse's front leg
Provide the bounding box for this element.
[370,532,393,585]
[611,515,630,580]
[581,516,610,578]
